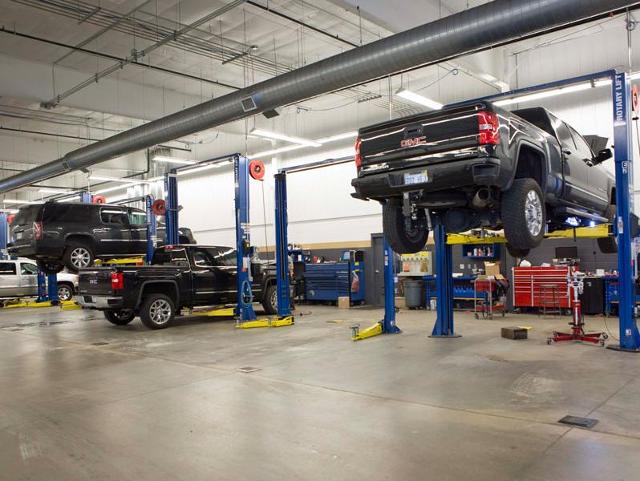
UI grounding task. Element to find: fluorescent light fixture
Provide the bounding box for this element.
[494,83,593,106]
[38,188,73,194]
[2,199,41,205]
[396,88,443,110]
[90,175,150,185]
[152,155,197,165]
[0,209,18,213]
[250,128,322,147]
[249,145,305,159]
[315,131,358,143]
[176,159,234,176]
[92,185,132,195]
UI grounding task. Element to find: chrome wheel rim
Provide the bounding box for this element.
[149,299,172,325]
[524,190,543,237]
[57,286,72,301]
[70,247,91,269]
[270,288,278,310]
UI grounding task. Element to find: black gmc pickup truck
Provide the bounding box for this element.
[351,103,615,256]
[77,244,278,329]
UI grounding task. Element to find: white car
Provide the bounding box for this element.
[0,258,78,302]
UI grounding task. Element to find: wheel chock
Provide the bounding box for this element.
[351,322,383,341]
[236,316,295,329]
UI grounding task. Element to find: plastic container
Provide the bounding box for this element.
[404,279,425,308]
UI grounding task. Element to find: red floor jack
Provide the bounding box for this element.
[548,271,608,346]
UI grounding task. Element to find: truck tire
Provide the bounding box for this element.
[501,178,546,250]
[63,240,95,272]
[506,245,530,259]
[139,293,175,329]
[597,205,617,254]
[382,202,429,254]
[262,284,278,315]
[57,282,74,301]
[104,309,135,326]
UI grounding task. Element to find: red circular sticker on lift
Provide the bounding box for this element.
[249,159,265,181]
[633,84,639,113]
[151,199,166,216]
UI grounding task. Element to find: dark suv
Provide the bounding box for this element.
[8,202,195,272]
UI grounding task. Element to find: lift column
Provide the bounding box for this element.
[382,238,401,334]
[0,212,8,259]
[235,155,258,322]
[610,71,640,352]
[274,172,292,318]
[145,195,157,263]
[430,218,459,338]
[164,169,179,245]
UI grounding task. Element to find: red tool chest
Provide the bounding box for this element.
[512,266,571,309]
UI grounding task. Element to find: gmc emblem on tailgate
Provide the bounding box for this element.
[89,279,98,285]
[401,136,427,148]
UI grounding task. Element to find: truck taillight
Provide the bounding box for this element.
[111,272,124,291]
[355,137,362,168]
[33,221,43,240]
[478,111,500,145]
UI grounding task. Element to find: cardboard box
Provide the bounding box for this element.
[484,261,502,277]
[501,326,528,340]
[338,296,350,309]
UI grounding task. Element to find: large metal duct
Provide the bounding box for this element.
[0,0,636,193]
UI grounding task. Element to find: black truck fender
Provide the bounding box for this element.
[510,140,549,193]
[135,280,180,309]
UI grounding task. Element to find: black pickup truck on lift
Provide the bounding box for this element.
[351,102,615,256]
[77,244,278,329]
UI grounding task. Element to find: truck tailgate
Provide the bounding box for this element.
[78,268,115,295]
[359,103,485,171]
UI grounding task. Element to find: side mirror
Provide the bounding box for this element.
[589,148,613,166]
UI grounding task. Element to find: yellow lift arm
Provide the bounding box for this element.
[446,224,611,245]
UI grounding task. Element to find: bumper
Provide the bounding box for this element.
[351,157,506,200]
[7,241,63,260]
[77,295,124,309]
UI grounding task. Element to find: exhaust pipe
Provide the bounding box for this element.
[472,188,492,208]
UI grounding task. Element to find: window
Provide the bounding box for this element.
[20,263,38,275]
[152,248,190,267]
[0,263,17,275]
[128,209,147,226]
[191,247,236,267]
[43,204,92,223]
[549,114,576,151]
[568,126,594,161]
[100,208,128,225]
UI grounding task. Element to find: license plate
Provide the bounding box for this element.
[404,171,428,185]
[83,296,93,303]
[15,232,22,240]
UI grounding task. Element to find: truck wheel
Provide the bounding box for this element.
[64,240,95,271]
[382,202,429,254]
[104,309,135,326]
[57,283,74,301]
[506,245,529,259]
[502,179,545,250]
[262,284,278,315]
[37,261,64,275]
[597,205,617,254]
[139,293,175,329]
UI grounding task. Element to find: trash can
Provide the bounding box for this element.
[404,279,425,308]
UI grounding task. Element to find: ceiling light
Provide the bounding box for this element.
[152,155,197,165]
[250,128,322,147]
[249,145,305,159]
[396,88,443,110]
[177,159,233,176]
[92,185,133,195]
[315,131,358,143]
[38,188,73,194]
[493,83,593,106]
[2,199,41,205]
[90,175,150,185]
[0,209,19,213]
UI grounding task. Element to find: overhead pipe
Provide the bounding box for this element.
[0,0,636,193]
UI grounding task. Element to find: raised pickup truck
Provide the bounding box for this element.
[77,244,278,329]
[351,103,615,256]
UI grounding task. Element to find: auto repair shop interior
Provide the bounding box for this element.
[2,1,640,480]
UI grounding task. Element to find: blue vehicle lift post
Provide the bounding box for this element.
[430,69,639,350]
[0,212,8,259]
[272,156,392,339]
[145,195,157,263]
[164,169,179,246]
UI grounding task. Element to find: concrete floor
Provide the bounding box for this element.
[0,304,639,481]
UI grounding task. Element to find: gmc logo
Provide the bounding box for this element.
[401,136,427,148]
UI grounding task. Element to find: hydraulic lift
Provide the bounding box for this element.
[427,70,640,351]
[272,157,400,340]
[163,153,292,328]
